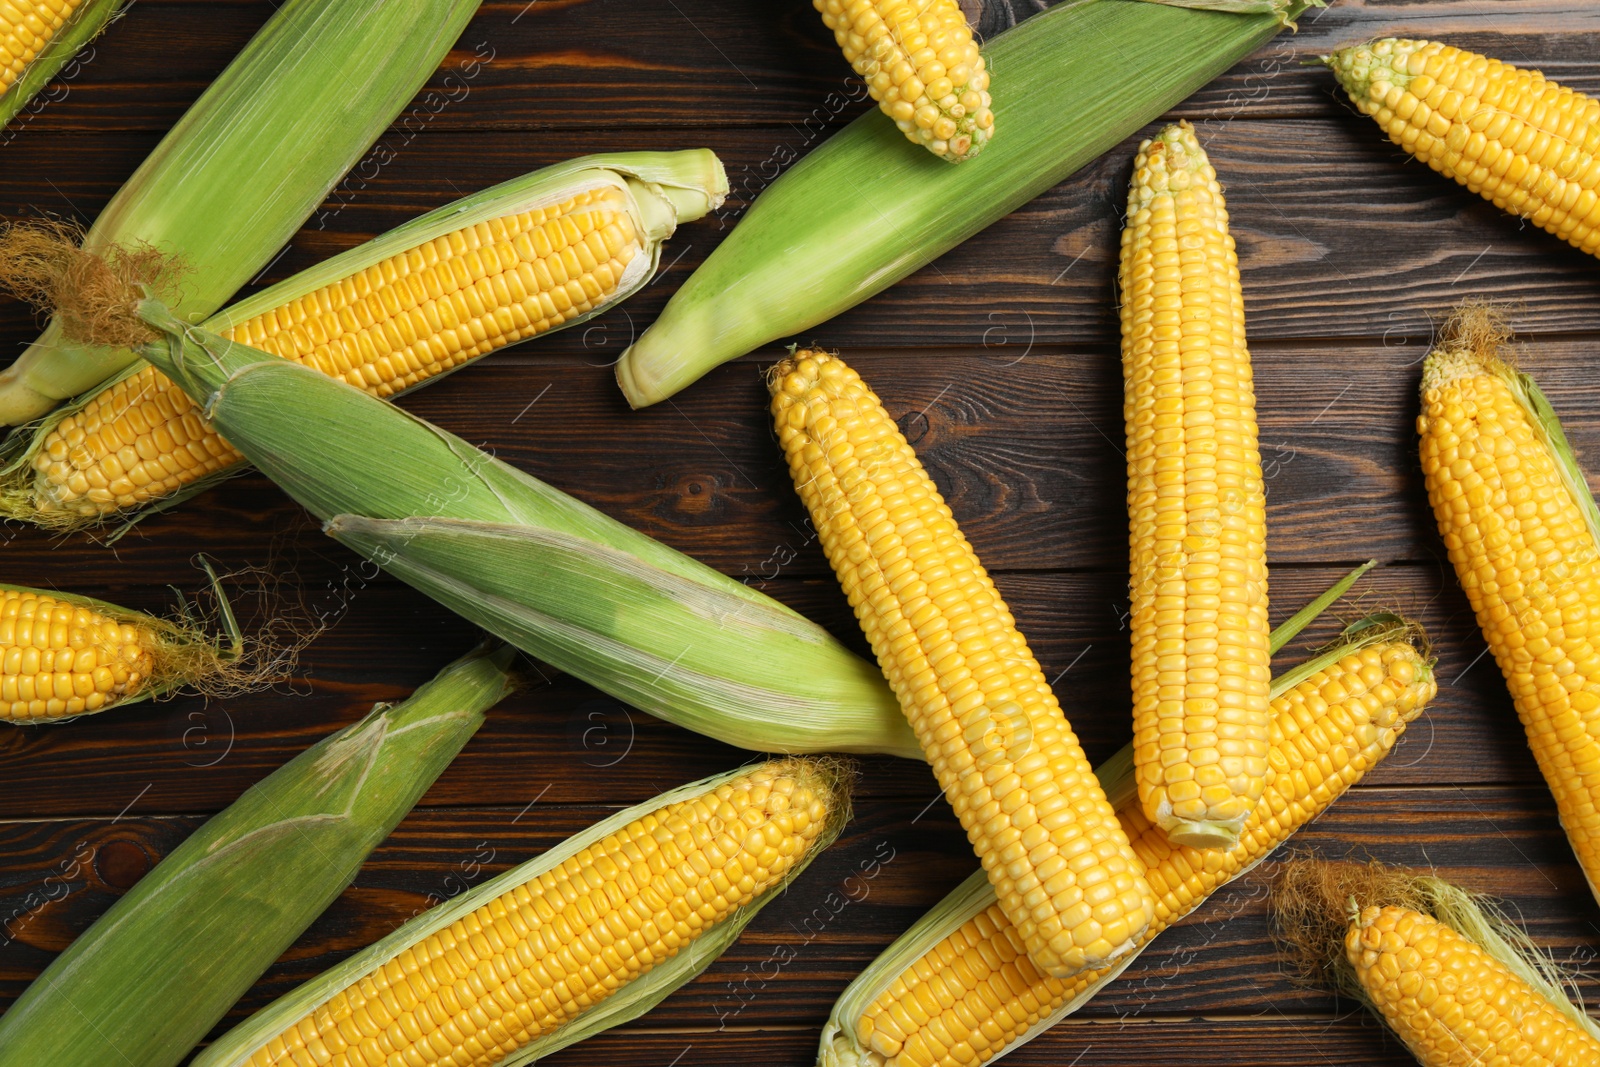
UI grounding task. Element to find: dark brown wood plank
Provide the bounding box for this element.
[2,788,1592,1050]
[6,121,1597,359]
[0,557,1544,818]
[8,0,1597,137]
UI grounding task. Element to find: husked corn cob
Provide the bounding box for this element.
[197,760,850,1067]
[1328,39,1600,259]
[770,349,1153,980]
[813,0,992,162]
[1121,121,1270,850]
[824,633,1435,1067]
[0,582,242,722]
[0,0,82,95]
[0,586,150,720]
[1351,905,1600,1066]
[3,152,726,526]
[1273,862,1600,1067]
[1417,306,1600,904]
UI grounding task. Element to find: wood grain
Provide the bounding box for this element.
[0,0,1596,1063]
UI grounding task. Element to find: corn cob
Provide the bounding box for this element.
[0,0,82,94]
[814,0,992,162]
[1272,861,1600,1067]
[1120,121,1270,850]
[1,151,726,527]
[0,0,483,426]
[0,232,923,758]
[1417,304,1600,905]
[819,618,1436,1067]
[195,759,851,1067]
[0,0,122,128]
[769,348,1152,979]
[0,647,516,1067]
[615,0,1314,408]
[1327,39,1600,259]
[0,579,241,723]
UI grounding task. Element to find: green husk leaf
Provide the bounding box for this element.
[195,758,852,1067]
[325,514,913,755]
[1269,560,1377,655]
[0,150,727,534]
[0,0,127,130]
[0,645,515,1067]
[1133,0,1321,29]
[124,305,917,758]
[818,614,1434,1067]
[615,0,1314,407]
[0,0,484,425]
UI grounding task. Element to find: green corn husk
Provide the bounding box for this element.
[0,0,483,426]
[0,645,516,1067]
[114,298,918,759]
[0,0,127,130]
[819,613,1434,1067]
[0,150,728,531]
[614,0,1317,407]
[194,757,852,1067]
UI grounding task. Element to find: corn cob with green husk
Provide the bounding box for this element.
[1327,39,1600,260]
[0,151,726,529]
[0,228,920,759]
[614,0,1317,408]
[0,575,242,722]
[1273,861,1600,1067]
[1418,304,1600,907]
[0,646,516,1067]
[0,0,126,129]
[193,758,850,1067]
[0,0,483,427]
[821,613,1436,1067]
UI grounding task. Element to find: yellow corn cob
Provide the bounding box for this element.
[1417,306,1600,904]
[1120,121,1270,850]
[0,586,150,720]
[0,0,82,96]
[233,760,841,1067]
[1348,904,1600,1067]
[770,349,1152,979]
[813,0,992,162]
[836,637,1436,1067]
[1273,861,1600,1067]
[1328,38,1600,259]
[29,187,642,518]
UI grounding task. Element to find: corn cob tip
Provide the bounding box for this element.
[1325,38,1434,112]
[1419,301,1515,394]
[1128,121,1215,213]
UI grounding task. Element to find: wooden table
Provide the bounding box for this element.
[1,1,1598,1063]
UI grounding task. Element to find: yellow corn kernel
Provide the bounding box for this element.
[812,0,992,162]
[1418,311,1600,904]
[770,348,1152,979]
[28,186,642,519]
[1121,121,1270,850]
[1329,38,1600,259]
[1348,904,1600,1066]
[0,586,154,721]
[0,0,82,96]
[242,761,837,1067]
[844,639,1436,1067]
